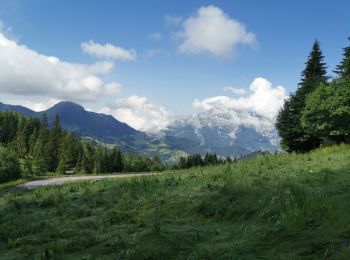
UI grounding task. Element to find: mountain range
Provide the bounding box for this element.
[0,101,280,161]
[164,109,280,156]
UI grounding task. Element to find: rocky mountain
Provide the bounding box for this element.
[164,108,280,156]
[0,101,281,160]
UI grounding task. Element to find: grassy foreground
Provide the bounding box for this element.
[1,145,350,259]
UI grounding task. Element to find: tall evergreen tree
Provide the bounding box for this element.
[33,115,50,175]
[110,148,124,172]
[334,37,350,79]
[41,112,49,129]
[47,115,62,171]
[276,40,328,152]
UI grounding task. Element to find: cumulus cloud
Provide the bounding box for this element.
[104,82,122,95]
[100,96,173,133]
[81,40,137,61]
[0,33,121,102]
[193,77,288,135]
[224,87,246,95]
[176,5,255,58]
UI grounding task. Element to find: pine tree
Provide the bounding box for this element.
[41,112,49,129]
[276,40,328,152]
[334,37,350,79]
[110,148,124,172]
[93,149,102,174]
[47,115,62,171]
[23,155,33,177]
[14,117,28,157]
[225,156,232,163]
[32,113,51,175]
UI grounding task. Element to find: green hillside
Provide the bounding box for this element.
[1,145,350,259]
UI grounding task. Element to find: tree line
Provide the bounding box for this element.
[276,37,350,152]
[174,153,236,169]
[0,111,238,183]
[0,112,165,183]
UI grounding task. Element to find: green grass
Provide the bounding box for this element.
[1,145,350,259]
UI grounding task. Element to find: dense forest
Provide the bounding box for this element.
[0,111,226,183]
[276,37,350,152]
[0,112,167,183]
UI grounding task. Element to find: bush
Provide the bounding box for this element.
[0,145,21,183]
[302,80,350,144]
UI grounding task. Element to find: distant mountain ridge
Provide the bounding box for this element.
[164,109,280,156]
[0,101,188,161]
[0,101,280,160]
[0,102,37,117]
[0,101,137,139]
[45,101,137,139]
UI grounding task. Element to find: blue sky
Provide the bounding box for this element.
[0,0,349,131]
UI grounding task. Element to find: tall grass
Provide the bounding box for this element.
[1,144,350,258]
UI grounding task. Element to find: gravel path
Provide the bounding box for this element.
[18,173,159,190]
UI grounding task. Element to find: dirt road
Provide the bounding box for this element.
[18,173,159,190]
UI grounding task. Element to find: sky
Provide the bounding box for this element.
[0,0,349,132]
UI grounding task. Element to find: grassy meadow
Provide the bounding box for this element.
[1,145,350,259]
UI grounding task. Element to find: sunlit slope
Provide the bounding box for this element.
[1,145,350,259]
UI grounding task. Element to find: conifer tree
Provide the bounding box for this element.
[93,148,102,173]
[32,113,52,174]
[47,115,62,171]
[334,37,350,79]
[110,148,124,172]
[276,40,328,152]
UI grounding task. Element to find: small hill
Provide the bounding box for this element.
[1,145,350,258]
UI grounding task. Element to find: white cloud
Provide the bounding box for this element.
[0,19,13,37]
[6,98,61,112]
[224,87,246,95]
[0,33,121,102]
[193,77,288,135]
[165,15,183,27]
[149,32,162,41]
[144,48,166,58]
[104,82,122,95]
[177,5,255,58]
[100,95,173,133]
[86,61,115,74]
[81,40,137,61]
